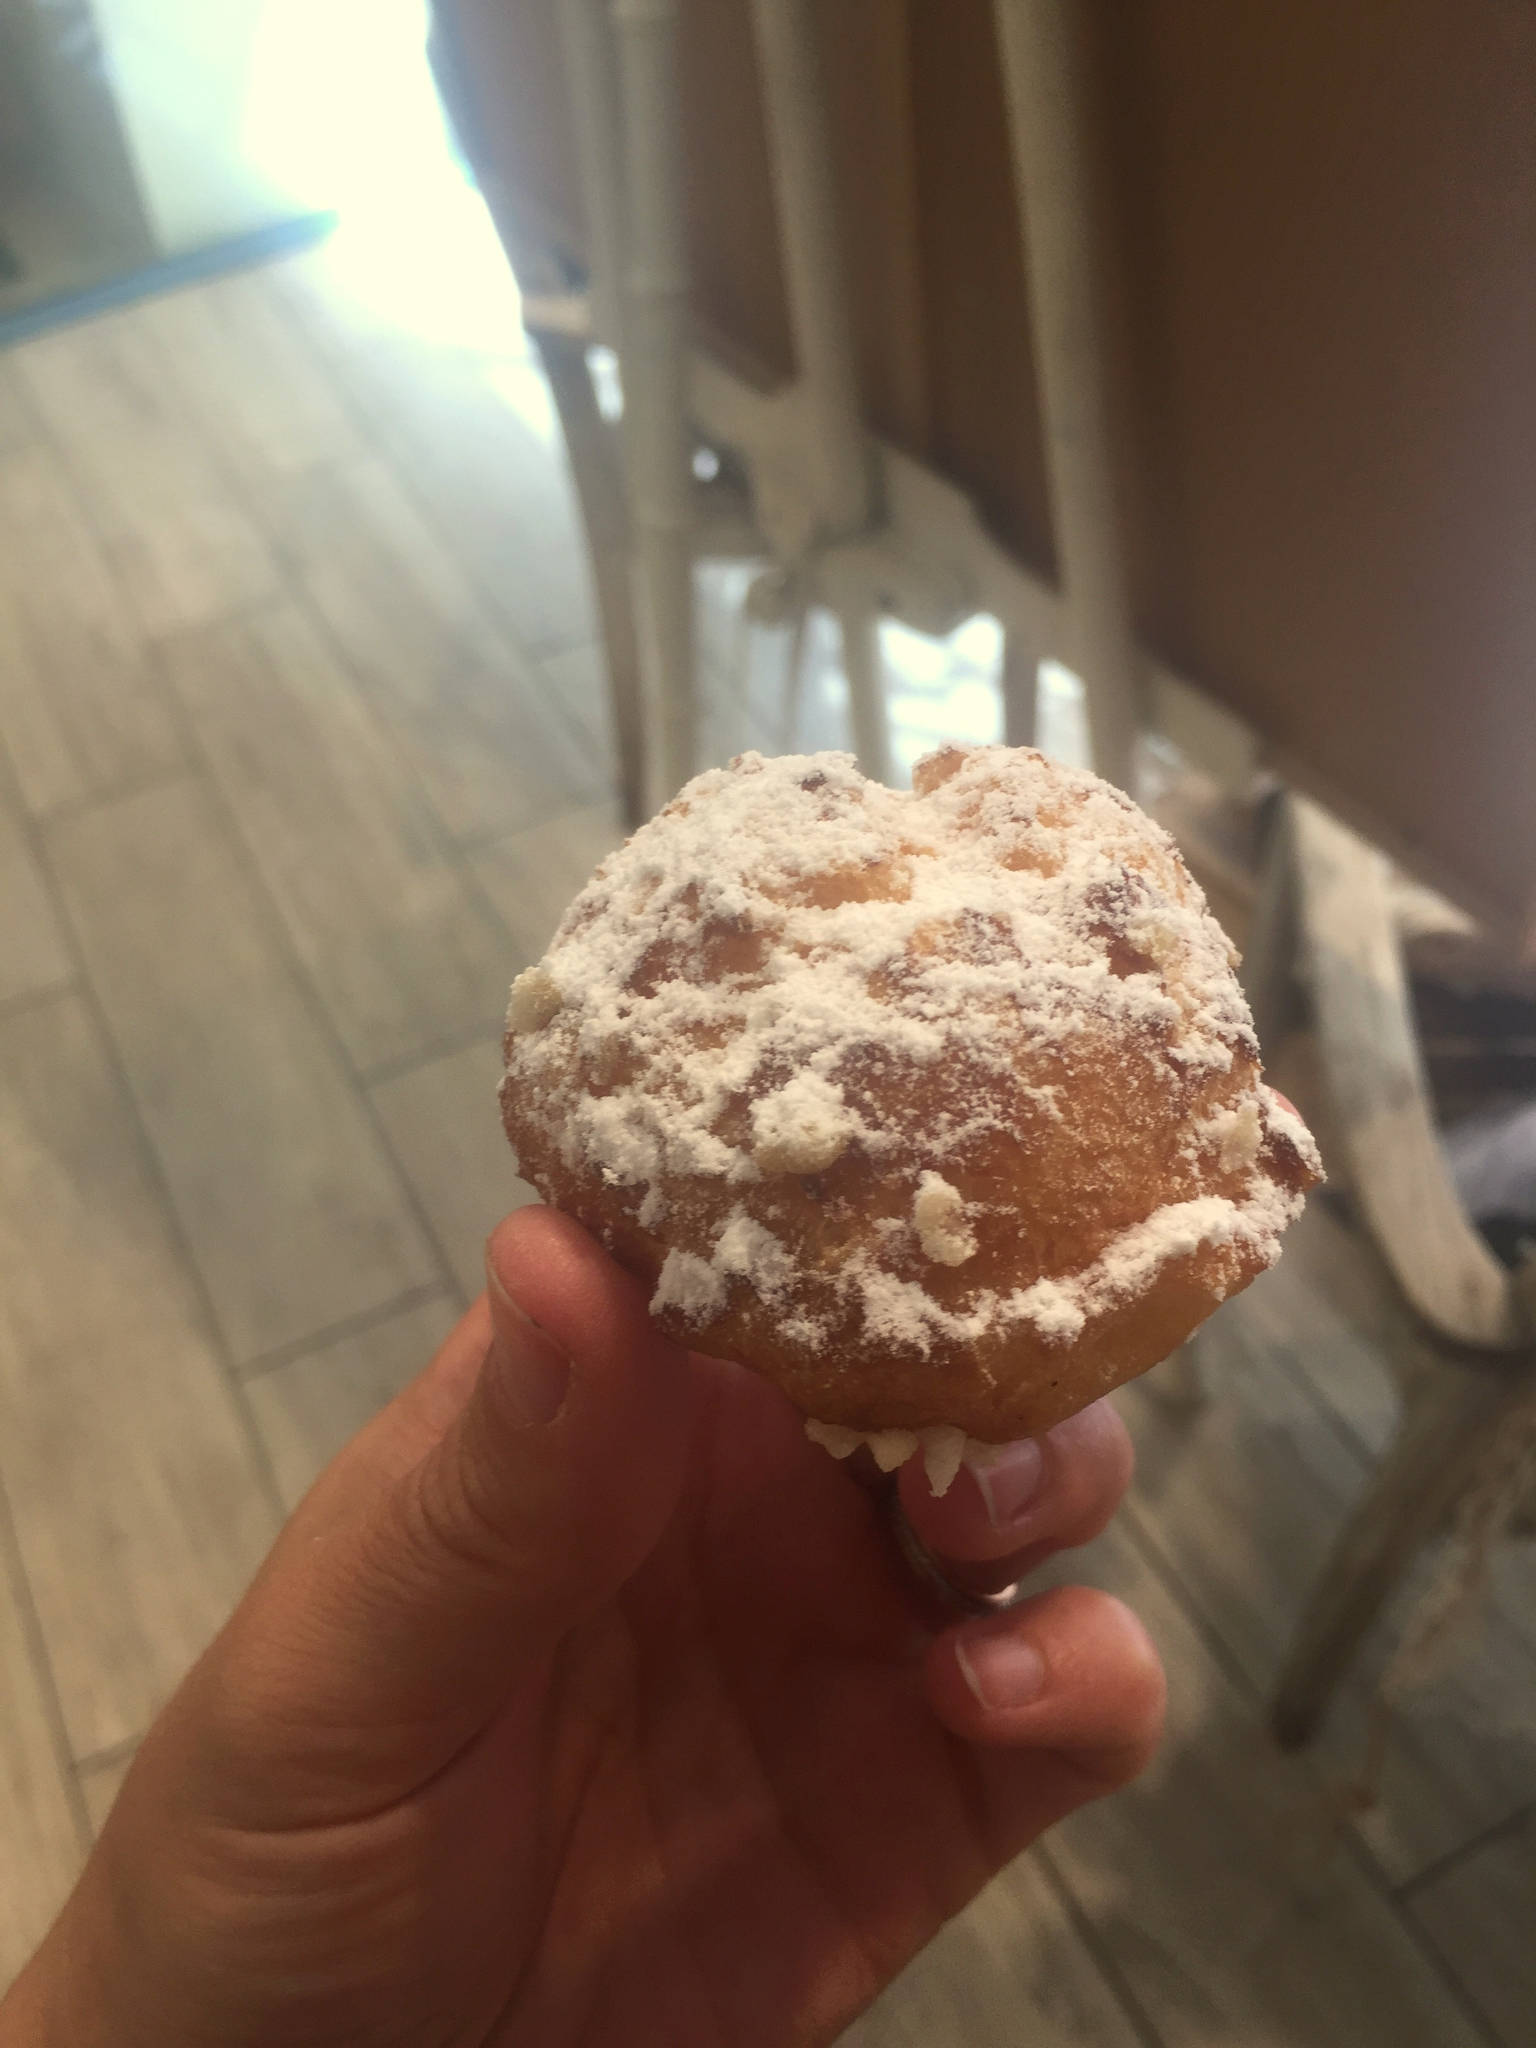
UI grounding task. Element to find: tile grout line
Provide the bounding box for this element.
[0,978,79,1028]
[240,1283,455,1384]
[14,796,292,1539]
[35,765,197,831]
[524,632,623,766]
[358,1024,509,1095]
[291,567,617,968]
[1126,1332,1525,1899]
[247,272,557,684]
[1116,1445,1509,2048]
[1117,1483,1279,1704]
[2,323,283,718]
[144,630,474,1322]
[150,280,614,1252]
[19,290,542,1425]
[1330,1787,1506,2047]
[1395,1801,1533,1903]
[139,281,551,1046]
[448,789,626,864]
[1390,1908,1520,2048]
[0,1468,94,1859]
[1263,1313,1396,1473]
[284,575,533,982]
[249,266,622,811]
[73,1734,142,1783]
[1032,1840,1169,2048]
[16,302,479,1347]
[1,383,304,1542]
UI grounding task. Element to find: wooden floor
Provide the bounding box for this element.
[0,239,1530,2047]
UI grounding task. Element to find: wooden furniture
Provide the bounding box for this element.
[433,0,1536,940]
[1243,793,1536,1744]
[430,0,1536,1743]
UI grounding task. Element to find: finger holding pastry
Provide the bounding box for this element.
[896,1397,1137,1603]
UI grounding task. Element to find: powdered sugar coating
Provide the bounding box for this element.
[751,1071,852,1173]
[913,1172,978,1266]
[501,745,1321,1437]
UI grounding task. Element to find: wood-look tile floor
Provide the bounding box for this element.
[0,244,1530,2045]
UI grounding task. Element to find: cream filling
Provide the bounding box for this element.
[802,1417,1001,1496]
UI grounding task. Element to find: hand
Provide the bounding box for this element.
[2,1209,1162,2048]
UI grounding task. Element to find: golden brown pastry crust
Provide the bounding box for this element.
[501,746,1320,1440]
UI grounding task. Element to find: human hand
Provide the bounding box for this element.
[2,1208,1162,2048]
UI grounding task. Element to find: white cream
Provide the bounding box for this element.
[804,1418,974,1496]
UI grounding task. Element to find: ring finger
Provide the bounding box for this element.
[896,1397,1135,1597]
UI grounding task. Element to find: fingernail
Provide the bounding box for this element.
[956,1632,1047,1710]
[485,1260,570,1427]
[968,1438,1046,1533]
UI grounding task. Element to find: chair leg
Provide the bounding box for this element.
[1001,626,1040,749]
[1149,1342,1209,1408]
[1239,794,1304,1058]
[994,0,1141,791]
[1271,1360,1516,1748]
[612,0,696,811]
[835,590,893,787]
[532,331,646,829]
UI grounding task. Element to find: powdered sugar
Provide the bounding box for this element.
[1197,1099,1264,1172]
[506,965,562,1036]
[913,1171,978,1265]
[1262,1085,1323,1176]
[503,745,1308,1380]
[508,748,1246,1182]
[713,1209,796,1296]
[651,1247,726,1323]
[800,1173,1299,1362]
[751,1071,853,1173]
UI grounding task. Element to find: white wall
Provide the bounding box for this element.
[0,0,154,260]
[85,0,434,254]
[88,0,282,251]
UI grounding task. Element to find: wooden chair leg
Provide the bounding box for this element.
[1148,1342,1209,1408]
[1271,1359,1518,1748]
[1290,793,1515,1349]
[612,0,697,811]
[532,330,646,828]
[776,598,811,755]
[1239,793,1303,1059]
[995,0,1141,792]
[835,590,893,787]
[1001,626,1039,749]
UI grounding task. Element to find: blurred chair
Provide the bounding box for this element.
[429,0,1162,816]
[1243,793,1536,1742]
[430,0,1536,1741]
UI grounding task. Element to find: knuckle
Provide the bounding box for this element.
[397,1450,521,1591]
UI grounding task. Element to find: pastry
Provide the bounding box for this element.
[501,745,1320,1487]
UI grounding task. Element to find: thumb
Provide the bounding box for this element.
[191,1210,695,1814]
